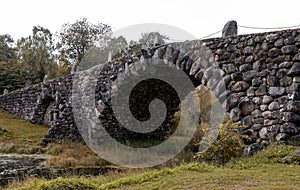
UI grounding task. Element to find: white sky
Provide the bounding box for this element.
[1,0,300,42]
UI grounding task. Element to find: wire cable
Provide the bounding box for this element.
[238,24,300,30]
[165,23,300,42]
[168,29,222,42]
[199,30,222,40]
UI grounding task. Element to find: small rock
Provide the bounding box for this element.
[262,42,272,50]
[279,61,292,68]
[251,109,262,118]
[286,100,300,112]
[243,143,261,156]
[276,69,288,78]
[242,115,253,127]
[283,112,300,123]
[229,107,241,122]
[284,36,295,45]
[260,104,268,111]
[243,46,253,55]
[254,118,264,124]
[245,55,254,63]
[259,69,270,77]
[262,95,273,104]
[252,78,262,87]
[247,87,256,97]
[255,84,267,96]
[287,83,300,93]
[274,38,284,47]
[231,72,243,81]
[293,76,300,83]
[280,123,299,134]
[252,124,263,131]
[243,70,258,81]
[232,81,250,92]
[226,44,236,52]
[287,62,300,76]
[267,76,279,86]
[224,94,240,111]
[264,119,278,126]
[276,133,289,141]
[268,102,280,111]
[268,48,281,57]
[269,87,285,97]
[262,111,272,119]
[289,92,300,100]
[253,60,266,71]
[222,64,236,73]
[238,98,254,115]
[266,33,278,42]
[292,53,300,61]
[280,77,292,86]
[259,127,268,139]
[239,64,252,72]
[252,97,262,104]
[281,45,298,54]
[278,95,289,104]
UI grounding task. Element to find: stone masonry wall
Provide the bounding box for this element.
[0,75,82,145]
[0,28,300,151]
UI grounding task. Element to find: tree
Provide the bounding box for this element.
[0,60,29,93]
[0,34,23,93]
[78,36,128,71]
[138,32,169,46]
[107,36,128,59]
[57,17,112,66]
[17,26,57,83]
[0,34,16,63]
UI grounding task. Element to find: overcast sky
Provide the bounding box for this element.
[1,0,300,42]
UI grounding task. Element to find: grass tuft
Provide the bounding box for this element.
[46,142,110,167]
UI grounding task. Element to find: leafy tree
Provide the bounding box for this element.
[106,36,128,59]
[57,17,112,66]
[0,34,16,63]
[78,36,128,71]
[138,32,169,46]
[78,45,103,71]
[0,34,23,93]
[17,26,57,83]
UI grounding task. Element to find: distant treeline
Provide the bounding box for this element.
[0,17,168,93]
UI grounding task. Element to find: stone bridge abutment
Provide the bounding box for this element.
[1,28,300,152]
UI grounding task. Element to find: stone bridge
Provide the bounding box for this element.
[1,28,300,152]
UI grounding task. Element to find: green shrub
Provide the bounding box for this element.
[196,120,246,165]
[229,143,300,169]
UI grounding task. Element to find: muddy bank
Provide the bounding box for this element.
[0,154,121,187]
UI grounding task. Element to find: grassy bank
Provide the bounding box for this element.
[7,162,300,190]
[0,110,48,154]
[1,110,300,190]
[0,110,109,167]
[7,144,300,190]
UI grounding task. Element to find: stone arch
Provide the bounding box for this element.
[30,88,56,125]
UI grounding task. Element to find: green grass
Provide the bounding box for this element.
[0,110,49,154]
[7,162,300,190]
[7,144,300,190]
[1,110,300,189]
[226,143,300,170]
